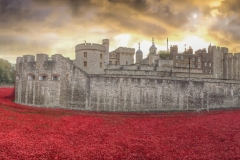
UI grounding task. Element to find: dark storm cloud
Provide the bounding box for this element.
[0,0,49,23]
[32,0,93,15]
[108,0,149,11]
[1,0,240,61]
[218,0,240,13]
[208,0,240,46]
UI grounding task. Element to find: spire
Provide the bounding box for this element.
[167,37,168,52]
[150,37,157,54]
[136,42,143,54]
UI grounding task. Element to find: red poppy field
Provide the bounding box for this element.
[0,87,240,159]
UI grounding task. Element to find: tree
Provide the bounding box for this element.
[158,50,170,60]
[0,58,15,83]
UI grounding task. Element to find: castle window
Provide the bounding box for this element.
[16,76,19,80]
[205,57,207,61]
[198,64,200,69]
[193,57,195,61]
[84,52,87,58]
[198,58,201,62]
[192,64,195,68]
[181,56,183,60]
[181,64,184,67]
[100,54,102,59]
[28,75,35,80]
[209,63,211,67]
[209,69,212,73]
[84,61,87,67]
[205,62,207,66]
[52,76,60,81]
[100,62,102,67]
[176,63,178,67]
[176,56,178,60]
[39,75,47,81]
[109,61,112,65]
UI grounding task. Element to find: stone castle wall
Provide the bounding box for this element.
[89,75,240,111]
[15,54,240,111]
[15,43,240,112]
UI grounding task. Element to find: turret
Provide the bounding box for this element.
[211,45,228,79]
[75,41,106,74]
[102,39,109,66]
[149,38,157,54]
[136,43,143,64]
[208,43,212,53]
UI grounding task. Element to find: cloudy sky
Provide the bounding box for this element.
[1,0,240,63]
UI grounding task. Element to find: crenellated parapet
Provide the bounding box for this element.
[115,47,135,54]
[16,57,24,64]
[36,54,48,62]
[23,55,35,63]
[75,43,106,52]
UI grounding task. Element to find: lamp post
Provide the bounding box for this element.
[189,57,190,79]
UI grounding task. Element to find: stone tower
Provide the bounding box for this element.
[169,45,178,60]
[75,40,106,74]
[135,43,143,64]
[211,46,228,79]
[102,39,109,66]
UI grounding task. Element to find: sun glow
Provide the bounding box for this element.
[193,14,198,19]
[168,36,212,53]
[114,34,131,47]
[181,36,211,52]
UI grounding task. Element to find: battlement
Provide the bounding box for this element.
[36,54,49,62]
[115,47,135,54]
[23,55,35,63]
[221,47,228,54]
[75,43,105,52]
[211,46,228,54]
[228,53,233,58]
[102,39,109,44]
[52,54,63,62]
[16,57,23,64]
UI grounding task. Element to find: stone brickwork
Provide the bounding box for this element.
[15,54,89,109]
[89,76,240,111]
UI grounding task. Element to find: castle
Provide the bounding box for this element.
[15,39,240,111]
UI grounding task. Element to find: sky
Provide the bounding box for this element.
[1,0,240,63]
